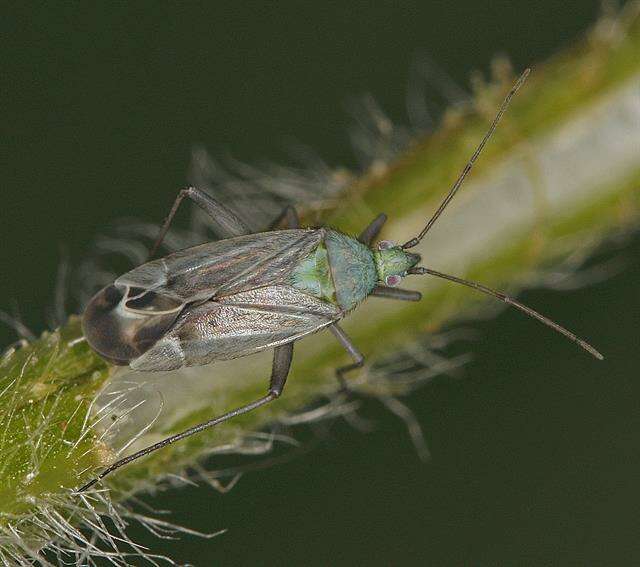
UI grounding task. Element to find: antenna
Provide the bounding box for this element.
[402,68,531,250]
[408,266,603,360]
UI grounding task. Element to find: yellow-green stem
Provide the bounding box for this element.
[1,6,639,562]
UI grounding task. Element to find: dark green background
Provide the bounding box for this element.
[3,2,639,565]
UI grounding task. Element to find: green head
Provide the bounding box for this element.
[372,240,421,286]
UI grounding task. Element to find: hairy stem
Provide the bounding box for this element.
[1,6,639,563]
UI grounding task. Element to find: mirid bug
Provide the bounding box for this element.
[78,69,602,492]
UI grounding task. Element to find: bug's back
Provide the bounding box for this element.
[130,284,341,370]
[118,229,324,301]
[83,229,346,371]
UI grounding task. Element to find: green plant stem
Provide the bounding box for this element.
[1,8,639,560]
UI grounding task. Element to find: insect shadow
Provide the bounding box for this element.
[78,69,602,492]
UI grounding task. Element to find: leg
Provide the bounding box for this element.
[78,343,294,492]
[330,323,429,461]
[329,323,364,391]
[371,285,422,302]
[269,204,300,230]
[269,342,294,395]
[358,213,387,245]
[149,186,251,259]
[0,309,36,341]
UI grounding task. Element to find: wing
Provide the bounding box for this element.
[130,285,340,371]
[116,229,324,306]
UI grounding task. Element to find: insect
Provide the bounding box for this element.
[78,69,602,492]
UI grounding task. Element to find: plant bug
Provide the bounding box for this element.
[78,69,602,492]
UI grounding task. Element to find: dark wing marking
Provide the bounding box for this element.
[130,285,341,371]
[116,229,324,307]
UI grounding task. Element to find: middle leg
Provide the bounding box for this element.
[329,323,365,391]
[269,204,300,230]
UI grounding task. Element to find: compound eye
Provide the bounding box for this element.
[385,274,402,287]
[378,240,396,250]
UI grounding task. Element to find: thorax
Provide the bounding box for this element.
[290,229,377,312]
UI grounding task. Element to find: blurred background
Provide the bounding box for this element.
[2,2,639,565]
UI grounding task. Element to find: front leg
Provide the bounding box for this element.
[149,186,251,259]
[358,213,387,245]
[371,285,422,301]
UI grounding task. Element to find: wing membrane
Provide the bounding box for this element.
[116,229,324,307]
[131,285,340,371]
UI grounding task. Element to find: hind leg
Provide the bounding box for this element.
[149,186,251,259]
[78,343,294,491]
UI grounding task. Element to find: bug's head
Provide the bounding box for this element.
[372,240,421,287]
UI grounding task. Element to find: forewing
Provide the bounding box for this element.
[130,285,340,371]
[116,229,323,306]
